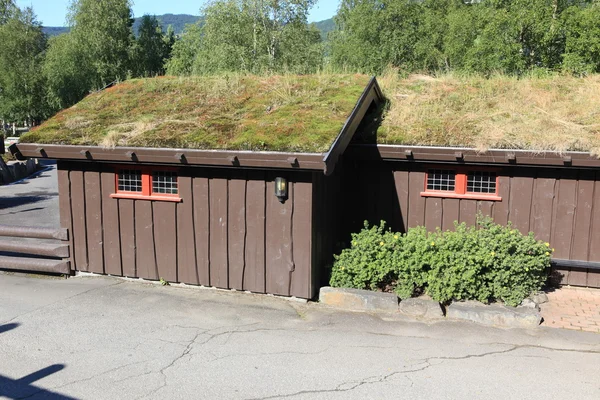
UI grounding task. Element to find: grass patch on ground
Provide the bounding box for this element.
[376,71,600,154]
[21,74,371,153]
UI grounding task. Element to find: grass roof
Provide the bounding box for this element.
[22,74,371,153]
[376,72,600,154]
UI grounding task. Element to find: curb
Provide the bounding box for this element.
[319,287,542,329]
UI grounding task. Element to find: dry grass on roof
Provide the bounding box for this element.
[22,74,371,153]
[376,71,600,154]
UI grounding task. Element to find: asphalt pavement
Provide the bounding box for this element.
[0,274,599,400]
[0,160,59,228]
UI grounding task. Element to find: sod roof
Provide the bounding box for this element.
[375,73,600,155]
[22,74,372,153]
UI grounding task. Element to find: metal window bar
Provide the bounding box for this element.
[118,169,143,192]
[467,171,496,194]
[152,171,178,195]
[427,169,456,191]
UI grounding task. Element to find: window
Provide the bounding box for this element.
[111,167,181,202]
[421,168,501,201]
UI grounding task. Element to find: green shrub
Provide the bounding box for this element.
[329,221,399,291]
[329,216,552,307]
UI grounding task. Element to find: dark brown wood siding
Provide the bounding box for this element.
[58,162,318,299]
[341,161,600,288]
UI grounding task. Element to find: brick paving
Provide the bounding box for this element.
[540,286,600,333]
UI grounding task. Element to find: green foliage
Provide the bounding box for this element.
[330,0,599,76]
[329,221,399,291]
[330,217,552,307]
[0,5,49,123]
[167,0,323,75]
[133,15,172,77]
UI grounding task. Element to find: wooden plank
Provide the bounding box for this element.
[493,175,511,226]
[424,197,443,232]
[228,176,247,291]
[459,200,477,227]
[84,169,104,274]
[69,170,88,271]
[407,171,426,228]
[552,172,577,261]
[177,175,198,285]
[442,198,460,231]
[101,170,122,276]
[153,202,177,282]
[588,172,600,263]
[265,176,294,296]
[56,164,73,272]
[529,175,556,243]
[209,178,228,289]
[477,201,494,218]
[0,240,69,258]
[135,201,157,280]
[569,172,595,286]
[0,256,70,275]
[0,225,69,240]
[508,176,534,235]
[119,200,136,277]
[290,178,313,299]
[587,271,600,288]
[193,176,210,286]
[393,169,409,232]
[244,173,266,293]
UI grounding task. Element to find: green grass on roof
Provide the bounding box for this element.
[376,72,600,154]
[22,74,371,153]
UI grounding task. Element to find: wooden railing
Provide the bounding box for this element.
[0,225,70,274]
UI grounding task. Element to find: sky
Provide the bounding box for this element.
[15,0,340,27]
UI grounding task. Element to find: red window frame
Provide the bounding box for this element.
[110,166,182,203]
[421,166,502,201]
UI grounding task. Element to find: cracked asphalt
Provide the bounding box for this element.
[0,275,599,399]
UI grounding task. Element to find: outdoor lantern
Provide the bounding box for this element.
[275,177,288,203]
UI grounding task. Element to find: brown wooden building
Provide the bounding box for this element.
[10,75,383,299]
[8,74,600,294]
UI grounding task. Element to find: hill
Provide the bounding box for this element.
[43,15,335,38]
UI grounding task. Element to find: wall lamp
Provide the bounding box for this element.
[275,177,288,203]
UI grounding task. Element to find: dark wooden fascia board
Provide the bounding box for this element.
[347,144,600,168]
[323,77,384,176]
[10,143,325,171]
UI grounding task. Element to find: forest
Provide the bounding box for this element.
[1,0,600,127]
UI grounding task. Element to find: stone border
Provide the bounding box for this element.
[319,287,542,329]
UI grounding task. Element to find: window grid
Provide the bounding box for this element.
[427,169,456,191]
[152,171,178,195]
[117,169,143,192]
[467,171,497,194]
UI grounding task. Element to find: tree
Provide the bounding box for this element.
[562,2,600,74]
[43,0,135,110]
[134,15,170,76]
[168,0,322,75]
[0,0,16,24]
[67,0,134,87]
[0,6,48,125]
[43,33,94,111]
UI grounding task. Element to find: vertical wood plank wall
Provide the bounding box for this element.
[59,162,317,299]
[342,161,600,288]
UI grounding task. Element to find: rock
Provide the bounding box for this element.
[447,300,542,329]
[519,298,540,311]
[398,297,444,320]
[530,292,549,305]
[319,287,398,312]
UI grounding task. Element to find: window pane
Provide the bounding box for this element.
[467,171,497,194]
[427,169,456,191]
[118,169,143,192]
[152,171,178,195]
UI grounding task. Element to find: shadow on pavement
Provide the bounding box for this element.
[0,365,77,400]
[0,196,51,210]
[0,322,19,334]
